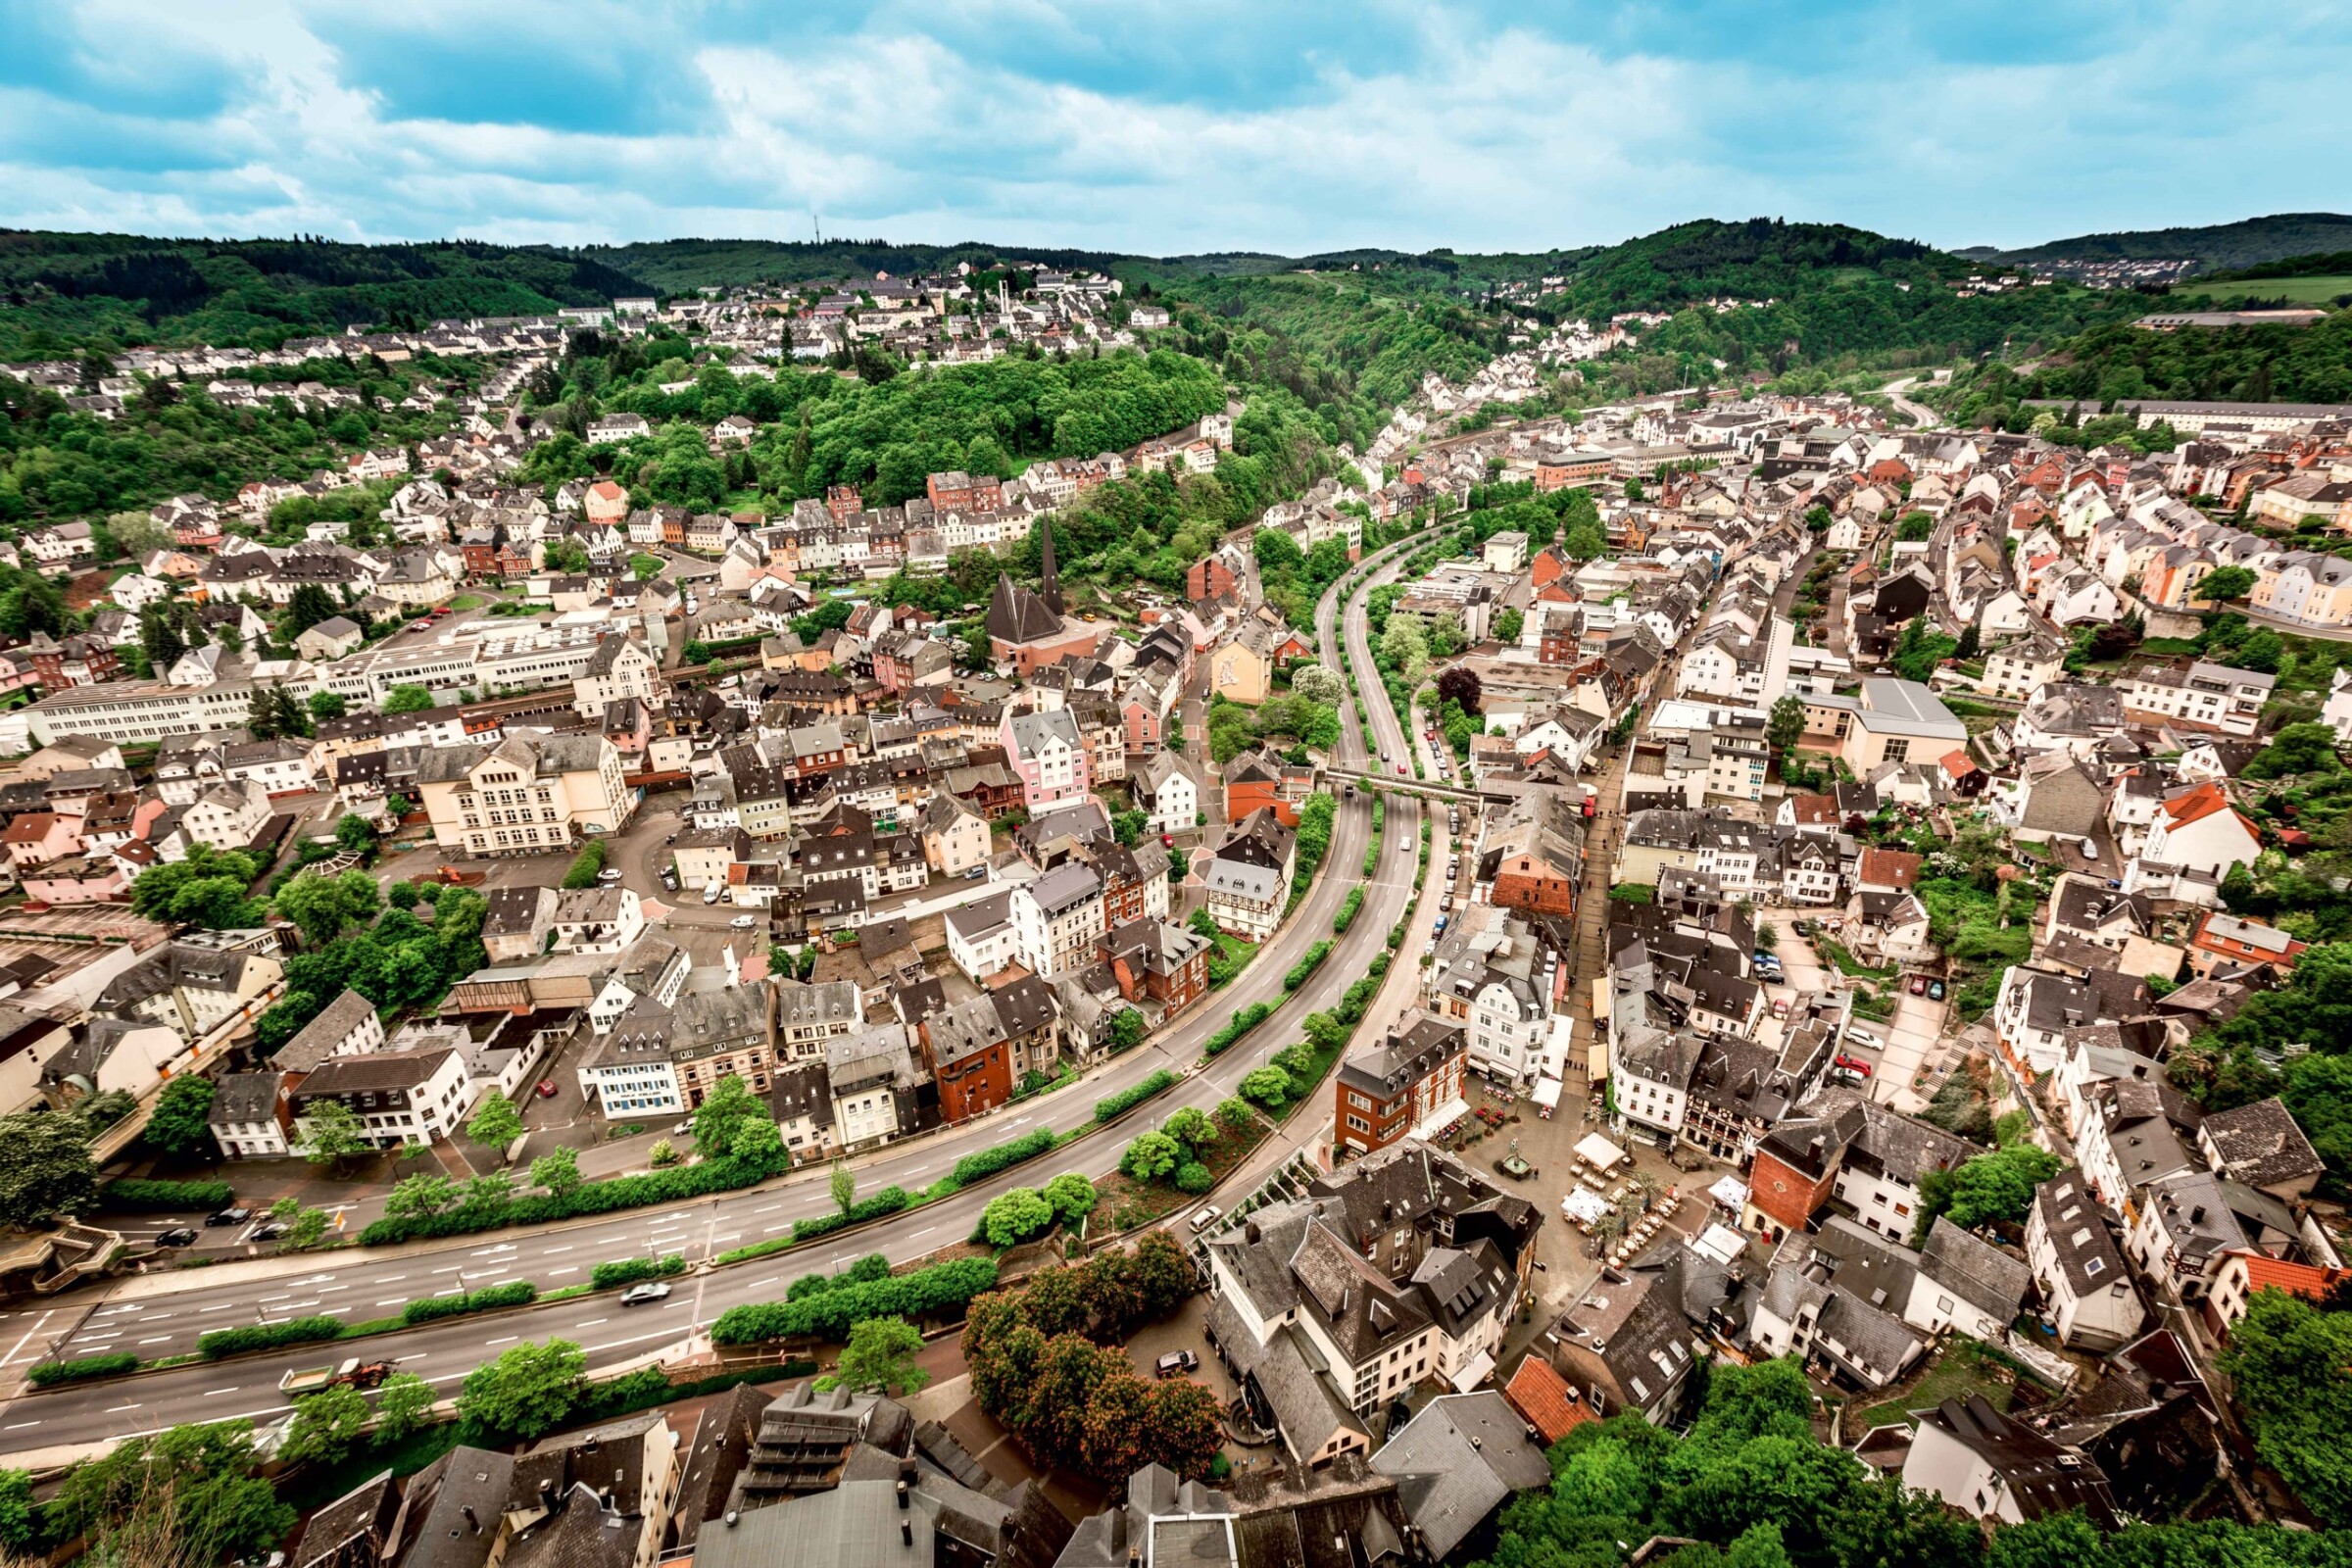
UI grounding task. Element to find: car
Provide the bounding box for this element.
[703,884,722,905]
[206,1207,252,1227]
[1828,1069,1865,1089]
[1771,997,1791,1019]
[659,870,679,892]
[620,1282,672,1306]
[409,620,431,632]
[1160,833,1173,847]
[729,914,758,930]
[155,1228,200,1248]
[1154,1349,1200,1378]
[1188,1205,1221,1233]
[1423,938,1437,956]
[1834,1054,1875,1077]
[536,1078,559,1098]
[1434,915,1447,933]
[963,866,987,879]
[1844,1026,1884,1051]
[1928,979,1946,1002]
[1441,895,1453,911]
[249,1222,287,1243]
[597,867,625,883]
[673,1119,696,1135]
[1396,761,1406,775]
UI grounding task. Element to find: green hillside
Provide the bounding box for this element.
[1993,213,2352,271]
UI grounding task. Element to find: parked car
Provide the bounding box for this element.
[729,914,758,930]
[249,1222,287,1243]
[1771,997,1790,1019]
[703,884,722,905]
[1441,895,1453,912]
[1844,1026,1884,1051]
[597,867,625,883]
[536,1079,559,1098]
[206,1207,251,1228]
[155,1227,199,1248]
[1834,1054,1875,1077]
[1909,974,1929,996]
[620,1283,672,1306]
[1928,979,1946,1002]
[1188,1205,1220,1233]
[1434,915,1448,934]
[408,620,431,632]
[1154,1349,1200,1378]
[1828,1069,1865,1089]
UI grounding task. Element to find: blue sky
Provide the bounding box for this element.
[3,0,2347,256]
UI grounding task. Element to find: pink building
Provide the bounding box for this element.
[1000,708,1092,815]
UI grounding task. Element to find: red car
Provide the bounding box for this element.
[1834,1054,1874,1077]
[1908,974,1929,996]
[1396,761,1406,775]
[535,1079,560,1098]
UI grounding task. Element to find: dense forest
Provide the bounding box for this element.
[1936,308,2352,424]
[1988,213,2352,271]
[0,231,653,358]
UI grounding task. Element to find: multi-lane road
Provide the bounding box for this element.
[0,531,1441,1459]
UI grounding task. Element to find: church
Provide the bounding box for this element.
[983,522,1102,674]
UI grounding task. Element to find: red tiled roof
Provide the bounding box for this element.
[1856,848,1922,890]
[2162,781,2240,828]
[1502,1354,1594,1446]
[2226,1250,2346,1301]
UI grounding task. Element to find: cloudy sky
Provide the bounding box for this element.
[4,0,2347,257]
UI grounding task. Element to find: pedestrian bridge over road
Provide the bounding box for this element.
[1319,765,1489,807]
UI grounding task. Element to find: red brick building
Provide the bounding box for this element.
[926,470,1004,514]
[825,484,862,519]
[1743,1141,1836,1243]
[1222,748,1314,829]
[28,634,122,691]
[1334,1017,1466,1160]
[1101,918,1211,1018]
[920,996,1015,1123]
[1187,555,1239,603]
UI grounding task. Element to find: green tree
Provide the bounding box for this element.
[0,1111,98,1228]
[282,1383,371,1464]
[48,1421,293,1568]
[1239,1065,1293,1109]
[1214,1097,1256,1138]
[334,812,376,856]
[818,1314,930,1396]
[308,690,348,721]
[386,1172,456,1219]
[383,684,435,713]
[0,1467,32,1554]
[2220,1289,2352,1525]
[373,1369,437,1443]
[529,1147,583,1194]
[1563,514,1607,560]
[830,1158,858,1215]
[1766,695,1806,760]
[272,868,381,945]
[983,1187,1055,1247]
[1044,1172,1098,1225]
[456,1338,589,1440]
[2199,564,2257,605]
[1492,606,1524,644]
[141,1073,218,1158]
[1105,1009,1148,1054]
[2244,721,2341,780]
[270,1196,331,1250]
[467,1089,524,1154]
[692,1073,764,1158]
[299,1100,369,1169]
[1121,1131,1183,1183]
[1161,1106,1216,1152]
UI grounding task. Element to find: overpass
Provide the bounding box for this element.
[1319,765,1489,808]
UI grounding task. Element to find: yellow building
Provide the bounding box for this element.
[416,732,636,856]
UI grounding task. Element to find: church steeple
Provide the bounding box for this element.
[1040,516,1063,617]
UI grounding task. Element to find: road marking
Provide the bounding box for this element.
[761,1223,786,1234]
[577,1318,607,1328]
[198,1304,230,1313]
[548,1266,578,1276]
[375,1298,406,1306]
[910,1226,937,1239]
[396,1353,429,1363]
[378,1275,406,1283]
[106,1404,141,1412]
[317,1285,347,1293]
[138,1336,172,1345]
[543,1247,572,1255]
[484,1336,516,1347]
[202,1388,239,1396]
[582,1330,677,1353]
[431,1266,463,1275]
[752,1204,781,1214]
[1,1422,38,1431]
[0,1309,54,1369]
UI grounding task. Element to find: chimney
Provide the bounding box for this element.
[1245,1220,1260,1245]
[462,1506,479,1535]
[902,1521,916,1548]
[897,1479,910,1510]
[725,1511,740,1529]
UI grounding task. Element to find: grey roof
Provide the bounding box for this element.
[2198,1097,2325,1191]
[1026,860,1103,916]
[209,1070,284,1127]
[2032,1176,2131,1299]
[776,979,861,1033]
[1814,1285,1924,1381]
[1920,1218,2033,1323]
[1917,1395,2118,1525]
[1250,1325,1364,1463]
[945,891,1015,941]
[1370,1392,1550,1561]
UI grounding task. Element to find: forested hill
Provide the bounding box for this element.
[0,231,654,358]
[577,238,1141,292]
[1989,213,2352,271]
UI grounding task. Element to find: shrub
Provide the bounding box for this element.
[1094,1070,1177,1124]
[950,1128,1057,1187]
[590,1255,687,1291]
[1175,1162,1214,1194]
[561,840,608,889]
[783,1187,910,1246]
[1334,888,1364,934]
[26,1351,141,1386]
[400,1281,538,1325]
[198,1314,344,1359]
[711,1257,998,1345]
[359,1145,789,1247]
[101,1178,234,1211]
[1284,941,1332,991]
[1203,1003,1273,1055]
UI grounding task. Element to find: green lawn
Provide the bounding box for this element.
[1816,937,1896,982]
[448,593,485,611]
[2201,275,2352,305]
[1852,1339,2018,1429]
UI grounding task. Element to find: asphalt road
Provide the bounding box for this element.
[0,530,1441,1458]
[1878,376,1940,430]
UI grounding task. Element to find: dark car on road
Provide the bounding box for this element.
[156,1228,199,1247]
[206,1207,251,1227]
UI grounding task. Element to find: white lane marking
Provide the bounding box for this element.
[106,1404,141,1412]
[582,1330,676,1353]
[752,1204,781,1214]
[1,1422,38,1431]
[762,1223,785,1234]
[375,1298,406,1306]
[910,1226,937,1239]
[712,1232,739,1243]
[317,1285,348,1294]
[576,1318,607,1329]
[202,1387,239,1396]
[543,1247,572,1255]
[198,1304,231,1313]
[0,1309,52,1369]
[377,1275,406,1283]
[484,1336,516,1347]
[396,1353,430,1363]
[430,1266,463,1275]
[137,1336,172,1345]
[548,1266,578,1276]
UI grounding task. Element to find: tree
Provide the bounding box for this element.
[1766,695,1806,760]
[1912,1143,2060,1241]
[386,1172,457,1219]
[270,1196,330,1250]
[819,1314,930,1396]
[142,1073,218,1159]
[2220,1289,2352,1526]
[308,690,348,721]
[467,1088,524,1154]
[282,1383,371,1464]
[0,1111,97,1228]
[1493,607,1524,644]
[0,1468,32,1554]
[1161,1106,1217,1152]
[1379,615,1428,682]
[1105,1009,1147,1054]
[299,1100,369,1169]
[1044,1172,1098,1225]
[1803,504,1833,534]
[1120,1131,1183,1183]
[1953,623,1981,662]
[1239,1065,1293,1109]
[830,1158,858,1214]
[48,1421,293,1568]
[692,1073,764,1159]
[2199,564,2257,605]
[1563,514,1607,560]
[983,1187,1054,1247]
[373,1369,437,1443]
[2244,721,2341,780]
[272,868,381,946]
[334,812,376,856]
[529,1147,582,1194]
[283,582,341,637]
[1214,1097,1256,1138]
[383,684,435,713]
[1435,665,1483,714]
[1291,662,1345,703]
[457,1338,589,1440]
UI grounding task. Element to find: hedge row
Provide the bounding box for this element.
[710,1257,999,1345]
[26,1351,140,1387]
[400,1281,537,1325]
[1094,1070,1177,1124]
[949,1128,1056,1188]
[1203,1002,1274,1056]
[198,1314,343,1360]
[590,1254,686,1291]
[360,1149,783,1247]
[1334,888,1364,934]
[785,1187,911,1247]
[1284,941,1333,991]
[102,1178,234,1212]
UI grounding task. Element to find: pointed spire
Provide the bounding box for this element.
[1039,516,1062,617]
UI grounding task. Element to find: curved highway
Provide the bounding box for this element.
[0,530,1442,1458]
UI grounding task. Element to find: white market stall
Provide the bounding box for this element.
[1574,1132,1628,1173]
